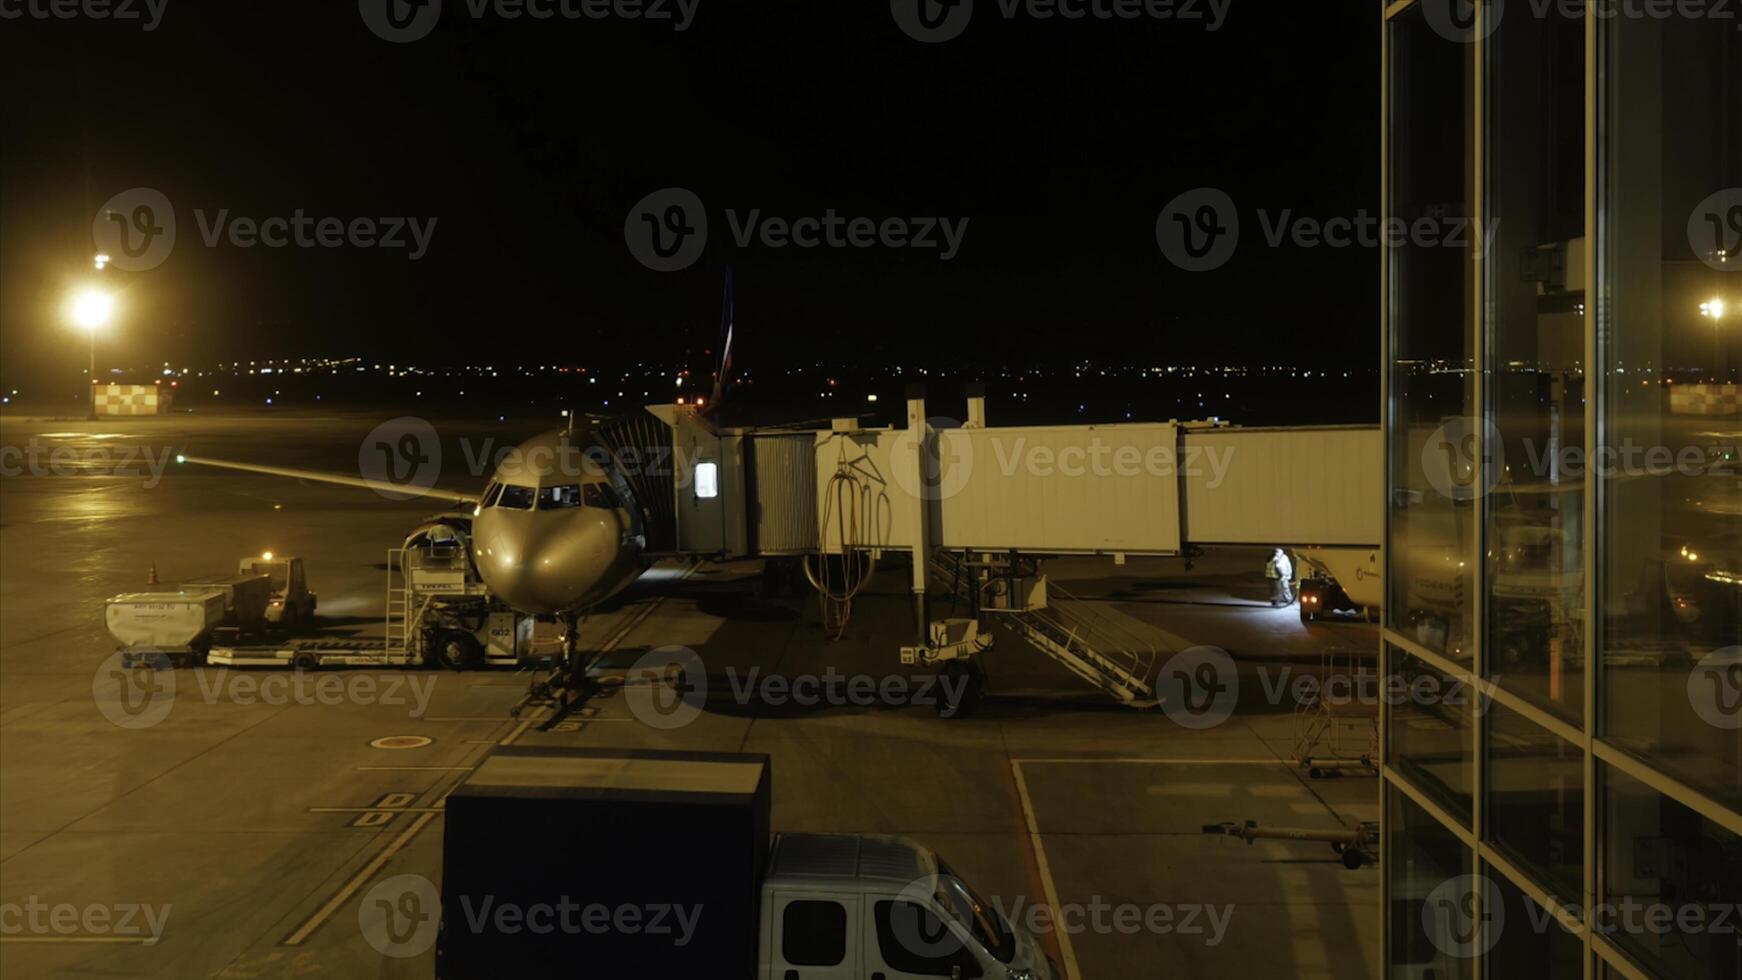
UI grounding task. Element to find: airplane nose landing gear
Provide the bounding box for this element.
[511,611,597,720]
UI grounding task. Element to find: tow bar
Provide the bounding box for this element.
[1202,819,1379,870]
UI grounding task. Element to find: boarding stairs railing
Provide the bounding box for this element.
[928,552,1159,706]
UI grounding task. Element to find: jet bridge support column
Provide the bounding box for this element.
[906,387,929,647]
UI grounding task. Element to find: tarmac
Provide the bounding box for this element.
[0,410,1381,979]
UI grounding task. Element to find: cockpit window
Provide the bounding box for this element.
[538,484,584,509]
[481,483,503,508]
[497,485,535,510]
[583,483,621,509]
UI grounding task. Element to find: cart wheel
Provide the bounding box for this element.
[1342,848,1368,870]
[291,650,319,672]
[935,660,985,719]
[1309,767,1327,779]
[438,631,482,671]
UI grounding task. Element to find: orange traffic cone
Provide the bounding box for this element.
[148,561,159,586]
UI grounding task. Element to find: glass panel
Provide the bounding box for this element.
[1486,702,1584,897]
[496,485,535,510]
[1600,10,1742,809]
[1388,3,1478,661]
[582,484,614,509]
[1484,0,1587,724]
[1388,787,1474,980]
[1601,765,1742,979]
[537,484,583,509]
[1487,869,1582,980]
[781,900,847,967]
[1389,647,1476,821]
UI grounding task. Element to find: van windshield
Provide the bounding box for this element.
[935,861,1016,963]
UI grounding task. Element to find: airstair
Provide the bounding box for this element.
[929,552,1160,706]
[384,546,454,656]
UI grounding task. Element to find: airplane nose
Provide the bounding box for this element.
[471,507,616,615]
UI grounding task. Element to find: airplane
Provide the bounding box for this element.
[176,270,741,681]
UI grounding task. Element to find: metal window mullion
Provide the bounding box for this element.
[1483,680,1585,749]
[1384,626,1476,685]
[1591,740,1742,838]
[1480,844,1587,938]
[1591,932,1655,980]
[1385,762,1480,850]
[1471,4,1490,967]
[1582,6,1601,980]
[1378,7,1394,975]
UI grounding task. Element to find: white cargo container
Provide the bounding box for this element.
[105,591,228,653]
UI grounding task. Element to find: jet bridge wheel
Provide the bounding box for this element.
[436,631,483,671]
[934,659,985,719]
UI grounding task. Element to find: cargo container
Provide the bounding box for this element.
[104,591,229,652]
[437,747,1057,979]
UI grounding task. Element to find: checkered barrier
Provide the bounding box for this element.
[93,385,174,416]
[1669,383,1739,417]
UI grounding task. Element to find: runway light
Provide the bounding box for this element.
[66,288,115,331]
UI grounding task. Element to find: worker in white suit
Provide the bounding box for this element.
[1266,548,1294,606]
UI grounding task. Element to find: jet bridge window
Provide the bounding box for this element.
[694,460,719,498]
[496,485,535,510]
[537,484,584,509]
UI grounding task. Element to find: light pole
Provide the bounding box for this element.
[66,286,115,420]
[1700,296,1728,383]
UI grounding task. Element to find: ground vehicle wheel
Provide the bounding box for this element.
[291,650,319,671]
[437,631,482,671]
[934,660,985,719]
[1342,848,1368,870]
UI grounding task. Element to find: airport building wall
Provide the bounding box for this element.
[1380,5,1740,979]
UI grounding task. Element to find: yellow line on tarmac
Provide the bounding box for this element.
[1010,760,1082,980]
[282,810,439,946]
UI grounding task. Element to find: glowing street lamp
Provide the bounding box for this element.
[65,287,116,419]
[1701,296,1731,384]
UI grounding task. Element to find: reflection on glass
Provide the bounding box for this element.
[1488,871,1582,980]
[1486,703,1583,897]
[1388,789,1473,980]
[1388,3,1477,661]
[1389,648,1474,820]
[1602,766,1742,979]
[1485,1,1587,724]
[1600,12,1742,808]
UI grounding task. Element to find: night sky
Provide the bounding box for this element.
[0,1,1378,387]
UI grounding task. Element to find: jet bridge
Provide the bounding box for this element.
[644,391,1380,710]
[643,394,1378,559]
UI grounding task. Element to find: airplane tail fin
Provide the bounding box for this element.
[705,266,735,412]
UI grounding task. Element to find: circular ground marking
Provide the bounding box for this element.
[369,735,433,750]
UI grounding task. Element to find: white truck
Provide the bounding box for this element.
[437,748,1059,980]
